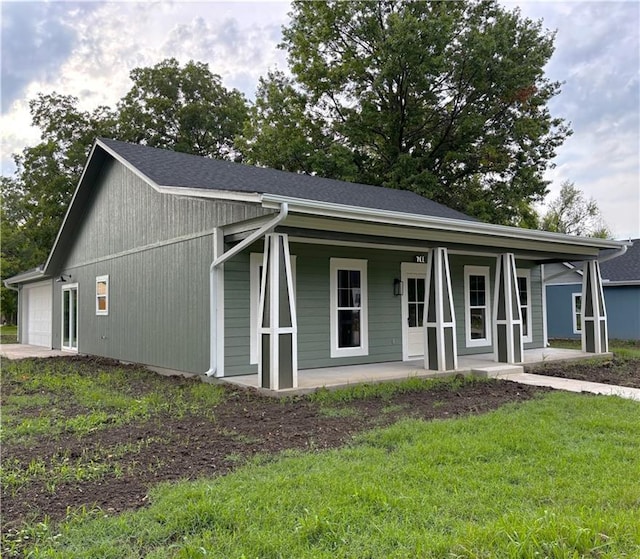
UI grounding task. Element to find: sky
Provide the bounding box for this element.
[1,0,638,240]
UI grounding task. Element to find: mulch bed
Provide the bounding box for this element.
[2,366,550,533]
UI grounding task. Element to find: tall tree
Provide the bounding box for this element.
[540,181,611,238]
[117,58,248,159]
[246,0,570,225]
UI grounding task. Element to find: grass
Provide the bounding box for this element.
[549,338,640,359]
[1,359,225,443]
[0,323,18,344]
[12,392,640,558]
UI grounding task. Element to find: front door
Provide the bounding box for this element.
[61,284,78,351]
[401,263,427,359]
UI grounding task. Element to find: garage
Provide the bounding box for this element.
[22,281,53,347]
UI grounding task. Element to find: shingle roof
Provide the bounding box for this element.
[98,138,477,222]
[600,239,640,282]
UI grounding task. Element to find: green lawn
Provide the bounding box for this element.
[0,324,18,344]
[16,392,640,559]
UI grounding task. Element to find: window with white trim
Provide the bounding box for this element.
[249,253,296,365]
[96,275,109,316]
[572,292,582,334]
[464,266,491,347]
[517,269,532,343]
[330,258,368,358]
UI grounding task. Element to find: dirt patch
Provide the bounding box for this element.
[1,357,555,534]
[528,357,640,388]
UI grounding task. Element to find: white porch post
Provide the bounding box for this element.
[493,253,524,363]
[581,260,608,354]
[257,233,298,390]
[423,247,457,371]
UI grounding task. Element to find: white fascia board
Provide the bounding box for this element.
[261,194,630,252]
[4,269,46,285]
[155,185,261,203]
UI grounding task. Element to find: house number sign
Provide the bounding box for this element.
[415,255,427,263]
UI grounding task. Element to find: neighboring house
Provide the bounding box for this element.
[545,239,640,341]
[6,138,629,389]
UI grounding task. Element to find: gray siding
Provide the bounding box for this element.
[223,245,545,376]
[52,158,270,374]
[65,158,271,268]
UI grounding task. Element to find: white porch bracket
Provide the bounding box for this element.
[258,233,298,390]
[493,253,524,364]
[423,247,457,371]
[581,260,608,354]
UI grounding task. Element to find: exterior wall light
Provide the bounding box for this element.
[393,278,403,296]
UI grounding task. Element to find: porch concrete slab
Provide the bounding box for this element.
[493,372,640,402]
[0,344,69,360]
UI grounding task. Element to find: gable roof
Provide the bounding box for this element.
[600,239,639,283]
[98,137,476,222]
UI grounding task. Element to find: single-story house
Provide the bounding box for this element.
[545,239,639,341]
[6,138,629,390]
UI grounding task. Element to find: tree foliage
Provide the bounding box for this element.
[242,0,570,225]
[117,58,247,159]
[540,181,611,238]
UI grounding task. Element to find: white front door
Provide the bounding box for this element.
[401,263,427,360]
[61,284,79,351]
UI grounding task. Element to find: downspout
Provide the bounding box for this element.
[205,203,289,377]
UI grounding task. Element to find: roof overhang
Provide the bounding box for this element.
[4,267,48,286]
[260,194,630,262]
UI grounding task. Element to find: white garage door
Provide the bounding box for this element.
[23,282,53,347]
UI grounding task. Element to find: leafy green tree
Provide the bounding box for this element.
[540,181,611,238]
[247,0,570,225]
[117,58,248,159]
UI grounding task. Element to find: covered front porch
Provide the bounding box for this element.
[222,347,609,394]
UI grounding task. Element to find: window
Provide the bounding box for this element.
[250,253,296,365]
[96,275,109,316]
[407,277,425,328]
[572,293,582,334]
[517,269,532,343]
[330,258,368,357]
[464,266,491,347]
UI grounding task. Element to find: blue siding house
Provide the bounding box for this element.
[545,240,640,341]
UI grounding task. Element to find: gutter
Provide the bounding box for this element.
[261,195,628,251]
[205,203,289,377]
[543,244,629,284]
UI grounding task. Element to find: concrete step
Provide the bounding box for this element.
[471,364,524,378]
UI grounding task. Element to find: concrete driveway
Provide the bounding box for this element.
[0,344,69,360]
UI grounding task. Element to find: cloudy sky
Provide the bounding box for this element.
[1,0,638,239]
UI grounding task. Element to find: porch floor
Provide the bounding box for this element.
[222,347,609,394]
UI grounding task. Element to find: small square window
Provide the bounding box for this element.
[96,275,109,316]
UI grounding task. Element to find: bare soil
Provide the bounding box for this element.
[529,356,640,388]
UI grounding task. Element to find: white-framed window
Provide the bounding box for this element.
[330,258,368,358]
[96,275,109,316]
[249,253,297,365]
[517,269,532,343]
[572,292,582,334]
[464,266,491,347]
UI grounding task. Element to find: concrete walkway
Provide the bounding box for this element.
[492,370,640,402]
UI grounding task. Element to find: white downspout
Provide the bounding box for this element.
[205,203,289,377]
